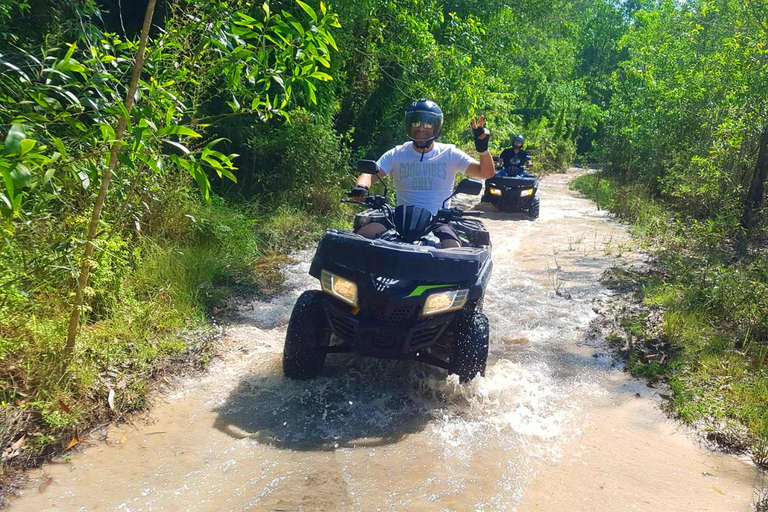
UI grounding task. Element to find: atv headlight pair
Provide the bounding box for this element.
[422,289,469,317]
[520,188,534,197]
[488,187,502,196]
[321,270,358,307]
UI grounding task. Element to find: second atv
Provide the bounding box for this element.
[482,156,540,218]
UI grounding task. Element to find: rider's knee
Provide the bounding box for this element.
[356,222,387,239]
[440,238,461,249]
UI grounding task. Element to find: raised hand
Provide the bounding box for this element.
[471,115,490,152]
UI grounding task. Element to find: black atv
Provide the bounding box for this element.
[283,160,492,383]
[482,156,540,219]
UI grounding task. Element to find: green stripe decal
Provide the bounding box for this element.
[406,284,455,298]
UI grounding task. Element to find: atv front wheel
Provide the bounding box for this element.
[528,196,540,220]
[450,311,490,383]
[283,290,329,379]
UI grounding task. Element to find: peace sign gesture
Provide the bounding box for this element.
[471,115,490,152]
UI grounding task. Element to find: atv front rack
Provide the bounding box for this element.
[309,230,490,283]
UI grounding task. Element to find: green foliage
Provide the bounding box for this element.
[581,171,768,467]
[0,0,341,223]
[223,108,351,214]
[0,185,339,468]
[570,172,617,209]
[4,0,767,480]
[602,0,768,221]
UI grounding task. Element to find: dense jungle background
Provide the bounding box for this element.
[1,0,767,482]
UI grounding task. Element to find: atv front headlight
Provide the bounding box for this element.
[489,187,502,196]
[422,289,469,317]
[321,270,358,307]
[520,188,534,197]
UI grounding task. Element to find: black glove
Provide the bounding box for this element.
[349,184,369,199]
[473,126,490,153]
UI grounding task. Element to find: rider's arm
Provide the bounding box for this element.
[466,151,495,179]
[355,169,387,188]
[351,168,387,201]
[465,115,495,179]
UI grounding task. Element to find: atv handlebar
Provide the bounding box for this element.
[437,207,484,219]
[341,198,367,205]
[341,195,391,211]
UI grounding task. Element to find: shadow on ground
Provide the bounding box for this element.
[212,356,451,451]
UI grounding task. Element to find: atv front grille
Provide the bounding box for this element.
[322,296,458,359]
[367,302,418,325]
[370,329,400,351]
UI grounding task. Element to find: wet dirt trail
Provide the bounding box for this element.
[13,169,762,511]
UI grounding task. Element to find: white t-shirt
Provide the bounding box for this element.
[376,142,475,215]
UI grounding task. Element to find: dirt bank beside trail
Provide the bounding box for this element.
[11,169,762,511]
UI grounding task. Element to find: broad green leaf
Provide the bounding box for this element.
[164,139,191,154]
[62,42,77,62]
[218,168,237,183]
[51,136,67,158]
[3,125,27,154]
[165,106,175,127]
[0,192,11,213]
[99,123,116,142]
[138,118,158,131]
[10,163,31,189]
[0,58,30,82]
[304,80,317,104]
[325,32,338,50]
[295,0,317,22]
[2,168,15,198]
[205,138,229,149]
[42,167,56,184]
[310,71,332,81]
[20,139,35,155]
[157,125,202,138]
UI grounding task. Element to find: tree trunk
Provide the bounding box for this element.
[741,125,768,233]
[66,0,158,352]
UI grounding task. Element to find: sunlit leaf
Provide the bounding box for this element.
[3,125,27,154]
[295,0,317,22]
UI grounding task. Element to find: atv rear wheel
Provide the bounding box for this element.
[528,196,540,220]
[450,311,490,383]
[283,290,329,379]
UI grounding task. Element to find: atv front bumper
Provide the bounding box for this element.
[483,192,537,211]
[483,176,539,211]
[321,298,455,362]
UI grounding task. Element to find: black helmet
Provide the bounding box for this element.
[513,135,524,146]
[393,205,434,242]
[405,98,443,148]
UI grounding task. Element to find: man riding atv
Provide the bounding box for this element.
[482,134,540,218]
[350,99,496,247]
[281,99,495,383]
[498,135,532,177]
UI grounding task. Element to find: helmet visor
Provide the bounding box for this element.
[405,111,443,142]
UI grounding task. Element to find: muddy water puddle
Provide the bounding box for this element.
[12,170,761,511]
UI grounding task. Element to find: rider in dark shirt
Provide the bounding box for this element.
[499,135,530,175]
